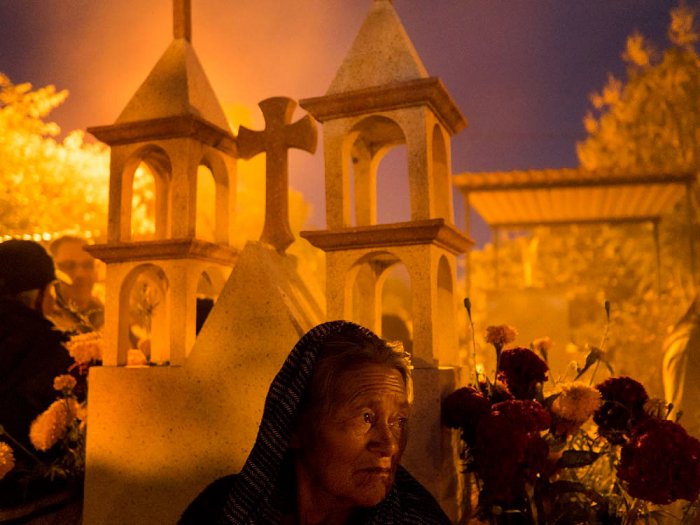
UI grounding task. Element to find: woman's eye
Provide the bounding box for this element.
[392,417,408,429]
[362,412,374,424]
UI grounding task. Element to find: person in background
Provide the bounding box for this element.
[0,240,74,508]
[180,320,450,524]
[48,235,104,333]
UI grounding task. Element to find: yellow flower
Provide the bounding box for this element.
[532,337,553,353]
[0,442,15,480]
[551,382,602,423]
[29,400,72,451]
[532,336,553,361]
[485,325,517,347]
[53,374,77,392]
[65,331,103,364]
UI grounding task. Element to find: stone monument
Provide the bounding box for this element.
[82,1,322,523]
[82,0,472,523]
[300,0,472,518]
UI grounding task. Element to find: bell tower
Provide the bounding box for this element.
[300,0,471,368]
[300,0,472,519]
[87,0,237,366]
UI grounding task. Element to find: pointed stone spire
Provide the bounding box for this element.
[173,0,192,42]
[327,0,428,95]
[113,0,229,131]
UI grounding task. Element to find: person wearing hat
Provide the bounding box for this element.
[0,239,74,508]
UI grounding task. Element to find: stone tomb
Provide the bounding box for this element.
[84,1,472,523]
[84,242,324,524]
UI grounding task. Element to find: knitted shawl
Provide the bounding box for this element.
[184,320,451,524]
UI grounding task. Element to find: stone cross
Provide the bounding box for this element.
[173,0,192,42]
[237,97,317,253]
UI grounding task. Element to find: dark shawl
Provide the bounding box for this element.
[180,320,451,524]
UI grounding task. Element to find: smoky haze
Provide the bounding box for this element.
[0,0,681,241]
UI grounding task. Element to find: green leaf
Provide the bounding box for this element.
[556,450,601,469]
[543,393,561,408]
[548,480,608,505]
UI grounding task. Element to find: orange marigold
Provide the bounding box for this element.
[551,382,602,423]
[29,400,72,451]
[0,442,15,480]
[65,331,103,364]
[53,374,77,392]
[485,325,517,347]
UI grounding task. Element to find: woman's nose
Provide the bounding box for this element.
[368,421,401,457]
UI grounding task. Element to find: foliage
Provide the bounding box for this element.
[443,316,700,524]
[0,73,109,238]
[469,223,691,398]
[577,5,700,173]
[0,77,325,289]
[469,6,700,398]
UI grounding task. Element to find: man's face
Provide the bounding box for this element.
[54,241,96,302]
[295,364,410,510]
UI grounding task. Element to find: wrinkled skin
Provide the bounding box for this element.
[293,365,410,523]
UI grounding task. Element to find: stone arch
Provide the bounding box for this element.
[431,124,452,220]
[436,254,458,365]
[380,263,413,356]
[194,266,227,335]
[118,263,170,366]
[198,149,231,244]
[345,115,407,226]
[122,145,173,241]
[345,250,413,353]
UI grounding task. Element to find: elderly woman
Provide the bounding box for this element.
[180,320,450,524]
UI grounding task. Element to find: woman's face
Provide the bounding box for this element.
[295,363,410,510]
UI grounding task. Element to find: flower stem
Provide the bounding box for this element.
[0,426,43,465]
[589,301,611,386]
[464,298,479,386]
[494,344,503,385]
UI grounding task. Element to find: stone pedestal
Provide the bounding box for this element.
[402,365,464,523]
[82,242,324,524]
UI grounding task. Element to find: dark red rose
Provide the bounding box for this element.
[617,418,700,504]
[491,399,551,433]
[442,387,491,446]
[474,412,527,504]
[473,401,550,506]
[498,347,549,400]
[523,433,550,481]
[596,376,649,408]
[594,377,649,443]
[490,381,515,403]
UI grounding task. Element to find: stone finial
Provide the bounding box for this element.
[237,97,317,253]
[174,0,192,42]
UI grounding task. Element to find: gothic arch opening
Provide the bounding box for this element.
[436,254,458,365]
[119,264,169,366]
[123,145,172,241]
[431,125,451,220]
[198,150,231,244]
[196,165,216,242]
[346,116,408,226]
[346,251,413,355]
[380,263,413,356]
[195,271,215,335]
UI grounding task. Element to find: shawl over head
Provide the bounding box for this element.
[184,320,450,524]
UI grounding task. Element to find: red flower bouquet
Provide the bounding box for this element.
[443,304,700,525]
